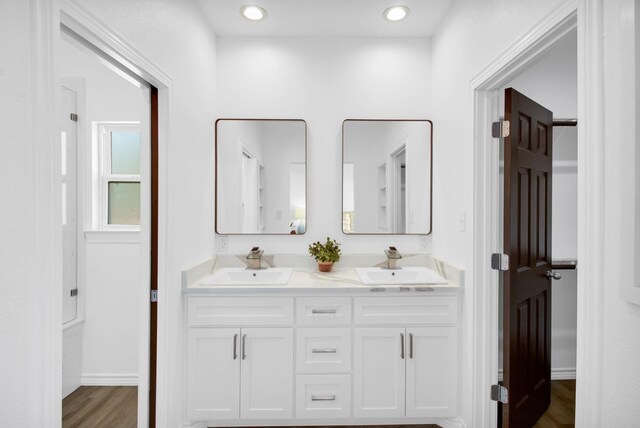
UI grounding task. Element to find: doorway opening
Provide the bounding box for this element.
[470,7,579,428]
[390,145,407,233]
[496,30,578,428]
[58,23,159,427]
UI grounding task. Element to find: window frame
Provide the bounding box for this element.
[97,121,142,230]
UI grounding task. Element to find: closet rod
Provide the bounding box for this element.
[553,119,577,127]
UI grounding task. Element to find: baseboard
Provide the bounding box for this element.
[81,373,138,386]
[550,368,576,380]
[438,417,467,428]
[497,367,576,381]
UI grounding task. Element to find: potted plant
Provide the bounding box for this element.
[308,237,342,272]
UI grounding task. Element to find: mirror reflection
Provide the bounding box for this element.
[216,119,306,234]
[342,120,432,234]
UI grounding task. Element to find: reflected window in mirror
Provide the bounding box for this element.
[216,119,307,235]
[342,120,432,235]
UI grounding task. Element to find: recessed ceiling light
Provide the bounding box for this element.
[383,5,410,22]
[241,5,267,21]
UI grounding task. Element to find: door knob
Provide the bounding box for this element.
[546,270,562,280]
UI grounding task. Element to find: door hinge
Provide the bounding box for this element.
[70,288,78,297]
[491,384,508,403]
[70,113,78,122]
[492,120,510,138]
[151,290,158,303]
[491,253,509,271]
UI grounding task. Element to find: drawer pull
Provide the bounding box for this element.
[233,334,238,360]
[312,348,337,354]
[312,309,337,314]
[311,394,336,401]
[242,334,247,360]
[409,333,413,359]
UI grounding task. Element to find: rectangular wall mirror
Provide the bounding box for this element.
[216,119,307,234]
[342,119,432,234]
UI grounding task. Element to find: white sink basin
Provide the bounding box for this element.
[200,267,294,286]
[355,267,448,285]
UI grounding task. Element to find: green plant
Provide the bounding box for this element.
[308,237,342,263]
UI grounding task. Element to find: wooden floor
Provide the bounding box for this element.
[533,380,576,428]
[61,380,574,428]
[62,386,137,428]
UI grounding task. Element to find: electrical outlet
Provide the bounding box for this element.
[419,235,429,251]
[458,212,467,232]
[216,235,228,253]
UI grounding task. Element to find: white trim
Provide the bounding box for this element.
[62,317,85,331]
[59,0,173,89]
[84,230,141,244]
[81,373,139,386]
[575,0,605,425]
[179,418,465,428]
[469,3,580,427]
[32,0,63,424]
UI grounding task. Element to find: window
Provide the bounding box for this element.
[97,122,141,228]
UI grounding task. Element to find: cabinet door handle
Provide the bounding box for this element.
[409,333,413,359]
[233,334,238,360]
[400,333,405,359]
[312,309,337,314]
[311,395,336,401]
[242,334,247,360]
[312,348,337,354]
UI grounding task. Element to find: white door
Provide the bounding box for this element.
[353,327,406,418]
[187,328,240,420]
[406,326,458,418]
[240,328,293,419]
[61,86,78,324]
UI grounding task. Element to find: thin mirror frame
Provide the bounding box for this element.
[215,118,308,235]
[341,119,433,235]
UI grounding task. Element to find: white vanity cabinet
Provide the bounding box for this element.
[186,292,460,426]
[353,296,459,418]
[187,297,294,421]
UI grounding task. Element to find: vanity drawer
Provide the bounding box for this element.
[296,297,352,326]
[295,374,351,419]
[296,328,352,373]
[353,296,458,325]
[188,297,294,326]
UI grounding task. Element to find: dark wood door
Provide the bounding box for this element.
[502,88,553,428]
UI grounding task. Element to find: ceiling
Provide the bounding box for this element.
[194,0,454,38]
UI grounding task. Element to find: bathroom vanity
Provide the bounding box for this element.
[182,255,463,427]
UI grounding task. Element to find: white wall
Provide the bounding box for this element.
[217,37,432,255]
[599,0,640,424]
[0,1,51,425]
[59,34,144,389]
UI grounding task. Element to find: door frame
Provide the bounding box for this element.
[33,0,173,426]
[59,4,172,426]
[470,1,605,426]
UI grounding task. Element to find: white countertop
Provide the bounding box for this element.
[182,254,464,294]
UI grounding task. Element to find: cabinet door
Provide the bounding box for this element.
[353,327,406,418]
[240,328,294,419]
[406,326,458,418]
[187,328,240,420]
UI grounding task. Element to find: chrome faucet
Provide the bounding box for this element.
[246,247,264,270]
[384,246,402,269]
